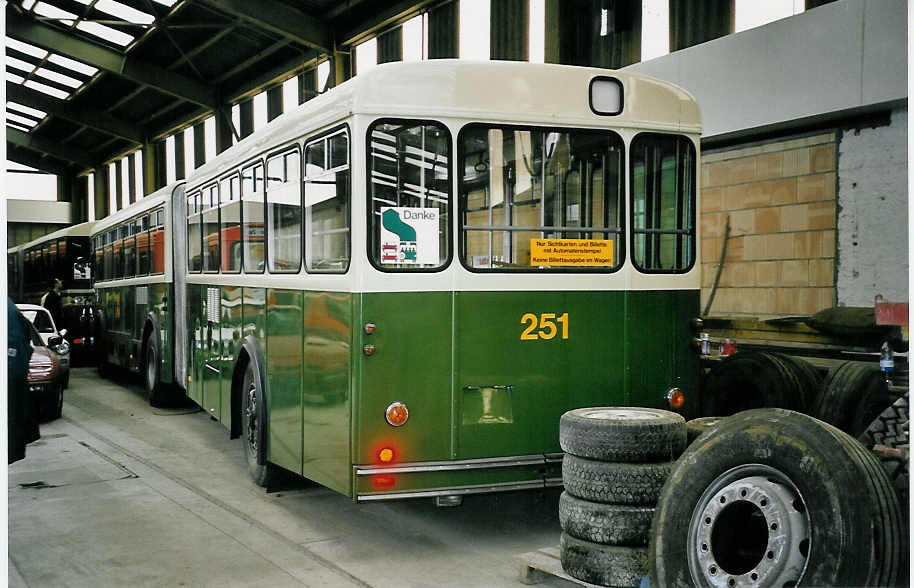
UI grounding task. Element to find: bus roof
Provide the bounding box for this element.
[188,60,700,191]
[91,182,182,236]
[10,220,96,253]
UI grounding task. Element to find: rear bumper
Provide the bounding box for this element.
[353,453,563,502]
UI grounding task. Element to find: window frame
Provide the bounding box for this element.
[219,171,242,274]
[187,191,203,274]
[365,117,454,274]
[302,123,352,274]
[628,132,698,275]
[265,144,303,274]
[457,122,626,274]
[240,159,267,274]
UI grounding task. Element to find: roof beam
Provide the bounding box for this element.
[7,8,218,109]
[226,49,321,103]
[337,0,435,47]
[7,83,148,144]
[7,146,73,176]
[7,127,96,170]
[196,0,330,52]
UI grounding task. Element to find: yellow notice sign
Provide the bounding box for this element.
[530,238,614,267]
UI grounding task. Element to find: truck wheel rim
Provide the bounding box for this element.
[687,464,809,587]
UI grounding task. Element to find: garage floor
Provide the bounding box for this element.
[9,368,572,587]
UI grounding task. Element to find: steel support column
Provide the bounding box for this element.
[428,1,458,59]
[669,0,731,53]
[377,27,403,64]
[72,175,89,223]
[267,86,283,122]
[128,154,137,203]
[546,0,641,68]
[114,159,124,211]
[491,0,528,61]
[216,108,233,155]
[94,166,110,220]
[299,70,317,103]
[174,132,185,181]
[193,122,206,169]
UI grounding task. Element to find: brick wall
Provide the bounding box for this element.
[700,133,837,317]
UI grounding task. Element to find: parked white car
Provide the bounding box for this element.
[17,303,71,388]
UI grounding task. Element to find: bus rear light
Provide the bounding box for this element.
[364,322,376,335]
[666,387,685,410]
[378,448,394,463]
[372,476,396,489]
[363,344,376,356]
[385,401,409,427]
[72,338,83,345]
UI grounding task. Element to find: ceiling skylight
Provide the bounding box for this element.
[24,79,70,99]
[7,112,40,128]
[35,67,83,87]
[47,54,98,77]
[8,101,48,119]
[76,20,134,46]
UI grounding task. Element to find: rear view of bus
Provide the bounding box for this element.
[352,62,701,501]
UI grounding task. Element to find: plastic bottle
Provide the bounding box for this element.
[880,341,894,385]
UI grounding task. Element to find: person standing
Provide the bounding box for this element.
[8,297,39,463]
[41,277,64,328]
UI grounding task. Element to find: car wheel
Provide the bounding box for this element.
[562,454,672,505]
[242,360,276,488]
[559,491,654,546]
[650,409,906,587]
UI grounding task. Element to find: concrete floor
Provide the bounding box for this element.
[9,368,575,588]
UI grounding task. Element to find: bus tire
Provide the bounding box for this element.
[559,491,653,546]
[686,416,725,444]
[814,361,892,437]
[650,408,906,588]
[559,407,686,462]
[143,333,165,407]
[560,533,648,587]
[242,359,275,488]
[769,352,821,413]
[562,454,672,505]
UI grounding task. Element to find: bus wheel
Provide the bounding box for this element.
[650,409,906,588]
[144,335,164,407]
[560,407,686,462]
[242,361,275,488]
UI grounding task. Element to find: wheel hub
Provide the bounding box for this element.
[688,465,809,587]
[245,382,258,453]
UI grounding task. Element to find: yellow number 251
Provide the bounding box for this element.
[520,313,569,341]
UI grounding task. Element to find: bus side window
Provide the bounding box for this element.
[304,130,350,273]
[114,227,126,280]
[203,184,220,273]
[104,230,114,281]
[266,149,302,273]
[241,163,265,273]
[188,193,202,272]
[368,120,451,270]
[220,174,241,273]
[630,134,696,273]
[137,215,150,275]
[151,210,165,274]
[124,221,137,278]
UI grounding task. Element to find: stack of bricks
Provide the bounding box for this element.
[700,133,837,317]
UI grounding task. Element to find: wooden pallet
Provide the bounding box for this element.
[515,545,603,587]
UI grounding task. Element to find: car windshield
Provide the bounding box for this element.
[20,309,56,333]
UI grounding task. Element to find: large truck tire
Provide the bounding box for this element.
[702,351,808,415]
[858,392,909,508]
[650,409,906,588]
[686,416,725,444]
[560,533,648,587]
[559,407,686,462]
[814,361,892,436]
[562,454,672,505]
[559,491,653,546]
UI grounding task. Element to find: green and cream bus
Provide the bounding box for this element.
[91,184,181,404]
[101,60,701,502]
[9,221,97,362]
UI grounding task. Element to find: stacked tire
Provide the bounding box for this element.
[558,407,686,587]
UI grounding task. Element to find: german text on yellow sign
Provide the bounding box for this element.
[530,239,614,267]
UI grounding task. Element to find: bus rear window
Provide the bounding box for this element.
[368,120,451,271]
[459,125,624,272]
[630,133,696,273]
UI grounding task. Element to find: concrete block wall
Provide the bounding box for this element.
[701,133,837,317]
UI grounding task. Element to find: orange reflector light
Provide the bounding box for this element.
[385,401,409,427]
[666,387,685,410]
[378,448,394,463]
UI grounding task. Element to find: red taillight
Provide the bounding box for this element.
[72,338,83,345]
